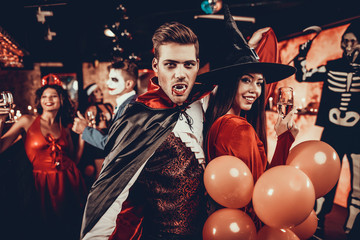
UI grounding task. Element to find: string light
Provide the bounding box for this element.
[0,27,26,68]
[104,2,140,62]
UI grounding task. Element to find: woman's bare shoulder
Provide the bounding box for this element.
[17,114,37,129]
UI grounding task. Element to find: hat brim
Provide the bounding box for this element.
[196,62,296,84]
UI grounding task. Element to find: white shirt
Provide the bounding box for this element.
[83,100,205,239]
[113,90,136,115]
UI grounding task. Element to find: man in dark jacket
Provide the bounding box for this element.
[72,60,138,150]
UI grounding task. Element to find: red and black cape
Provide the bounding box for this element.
[80,78,212,238]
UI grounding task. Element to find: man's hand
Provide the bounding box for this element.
[72,111,90,134]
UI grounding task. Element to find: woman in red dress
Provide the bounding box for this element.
[199,5,299,229]
[0,84,87,240]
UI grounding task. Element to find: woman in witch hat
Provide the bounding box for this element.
[200,5,299,229]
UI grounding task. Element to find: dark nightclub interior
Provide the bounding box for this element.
[1,1,359,240]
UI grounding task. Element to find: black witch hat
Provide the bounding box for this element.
[343,18,360,40]
[197,4,296,84]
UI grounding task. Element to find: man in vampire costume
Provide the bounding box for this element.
[294,19,360,237]
[80,22,214,240]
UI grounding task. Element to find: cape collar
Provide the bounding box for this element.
[136,77,214,109]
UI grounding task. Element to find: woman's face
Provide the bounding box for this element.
[92,87,103,102]
[233,72,264,111]
[41,88,61,112]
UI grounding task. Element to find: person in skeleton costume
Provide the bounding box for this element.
[294,19,360,236]
[80,22,214,240]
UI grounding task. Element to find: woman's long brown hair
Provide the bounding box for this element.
[203,72,268,159]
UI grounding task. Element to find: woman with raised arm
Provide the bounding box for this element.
[0,84,87,240]
[200,5,299,229]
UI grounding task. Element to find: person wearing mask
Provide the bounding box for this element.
[294,19,360,237]
[72,60,138,152]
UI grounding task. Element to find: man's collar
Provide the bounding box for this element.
[115,90,136,108]
[136,77,176,109]
[136,77,214,109]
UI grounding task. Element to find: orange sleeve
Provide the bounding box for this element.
[254,28,281,104]
[268,130,295,168]
[207,115,268,181]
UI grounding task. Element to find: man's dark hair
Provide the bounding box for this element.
[108,59,139,81]
[152,21,199,59]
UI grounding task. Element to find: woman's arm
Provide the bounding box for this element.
[207,116,268,181]
[76,135,85,165]
[65,127,78,162]
[0,107,10,139]
[268,108,299,168]
[0,115,33,154]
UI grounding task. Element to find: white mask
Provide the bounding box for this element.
[106,69,125,96]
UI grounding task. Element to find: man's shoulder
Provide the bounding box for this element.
[129,93,138,101]
[119,101,169,119]
[123,93,138,104]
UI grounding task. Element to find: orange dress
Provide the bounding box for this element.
[24,116,87,239]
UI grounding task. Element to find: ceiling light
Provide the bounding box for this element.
[44,27,56,41]
[104,27,116,37]
[36,7,53,24]
[201,0,223,14]
[0,26,27,68]
[120,29,132,40]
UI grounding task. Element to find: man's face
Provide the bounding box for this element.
[152,43,199,105]
[106,69,126,96]
[341,32,358,57]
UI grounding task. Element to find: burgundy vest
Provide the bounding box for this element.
[135,133,207,237]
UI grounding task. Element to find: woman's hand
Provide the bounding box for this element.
[248,27,271,49]
[274,107,299,138]
[0,107,10,123]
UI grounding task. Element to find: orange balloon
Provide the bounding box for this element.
[204,155,254,208]
[257,225,300,240]
[286,140,341,198]
[203,208,257,240]
[252,165,315,228]
[290,210,318,240]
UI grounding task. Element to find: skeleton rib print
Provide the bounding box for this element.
[328,70,360,114]
[328,70,360,92]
